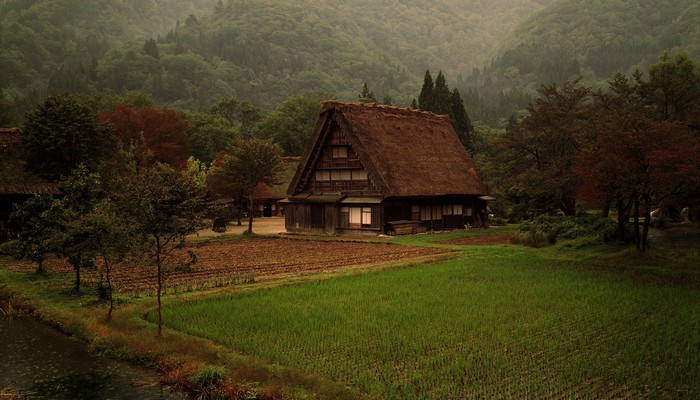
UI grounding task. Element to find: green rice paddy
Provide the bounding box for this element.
[162,238,700,399]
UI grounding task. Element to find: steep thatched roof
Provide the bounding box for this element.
[0,128,59,195]
[290,101,487,198]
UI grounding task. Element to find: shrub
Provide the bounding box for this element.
[192,365,226,388]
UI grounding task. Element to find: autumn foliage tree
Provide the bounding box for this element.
[99,104,191,169]
[497,78,593,217]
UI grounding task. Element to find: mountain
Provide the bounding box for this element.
[1,0,551,120]
[2,0,699,128]
[0,0,219,116]
[465,0,700,93]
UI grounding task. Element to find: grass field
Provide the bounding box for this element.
[161,231,700,399]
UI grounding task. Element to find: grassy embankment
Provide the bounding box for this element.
[2,225,699,399]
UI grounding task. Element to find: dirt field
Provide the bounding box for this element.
[193,217,287,237]
[440,234,515,246]
[7,237,449,294]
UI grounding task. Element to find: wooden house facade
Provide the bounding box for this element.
[283,101,489,235]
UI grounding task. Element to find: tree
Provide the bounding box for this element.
[99,104,191,169]
[359,83,377,103]
[209,98,264,139]
[86,198,138,320]
[7,195,62,274]
[575,63,700,250]
[496,78,593,216]
[418,70,434,110]
[113,160,204,335]
[431,71,451,115]
[417,70,474,151]
[54,165,105,293]
[22,94,116,180]
[449,88,473,150]
[0,89,19,127]
[182,111,237,165]
[216,138,283,234]
[255,92,326,156]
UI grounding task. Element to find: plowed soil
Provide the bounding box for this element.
[6,238,449,294]
[441,234,515,246]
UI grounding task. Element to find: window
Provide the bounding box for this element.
[332,147,347,158]
[362,208,372,225]
[348,207,372,228]
[442,205,463,215]
[411,206,420,221]
[466,207,473,217]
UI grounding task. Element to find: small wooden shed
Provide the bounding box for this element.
[283,101,490,235]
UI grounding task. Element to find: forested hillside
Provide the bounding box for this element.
[2,0,700,128]
[1,0,551,123]
[463,0,700,94]
[0,0,219,121]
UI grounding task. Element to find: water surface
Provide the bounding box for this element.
[0,316,182,399]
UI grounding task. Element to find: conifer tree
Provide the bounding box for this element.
[432,71,452,115]
[418,70,434,110]
[449,88,473,150]
[359,83,377,103]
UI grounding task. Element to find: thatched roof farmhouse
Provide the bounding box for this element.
[284,101,489,235]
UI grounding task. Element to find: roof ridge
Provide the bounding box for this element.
[321,100,451,120]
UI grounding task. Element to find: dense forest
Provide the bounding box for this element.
[1,0,551,123]
[2,0,700,127]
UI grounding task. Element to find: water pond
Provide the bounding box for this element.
[0,316,183,399]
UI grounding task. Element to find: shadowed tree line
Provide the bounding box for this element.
[485,53,700,250]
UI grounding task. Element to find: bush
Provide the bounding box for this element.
[515,215,623,247]
[192,365,226,388]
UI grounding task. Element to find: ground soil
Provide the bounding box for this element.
[6,230,448,294]
[440,234,515,246]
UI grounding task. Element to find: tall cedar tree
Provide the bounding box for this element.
[99,104,191,169]
[417,70,473,150]
[450,88,473,150]
[418,70,434,110]
[22,94,115,180]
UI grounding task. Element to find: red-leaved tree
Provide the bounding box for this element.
[99,104,191,169]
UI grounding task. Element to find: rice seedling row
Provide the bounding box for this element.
[162,247,700,399]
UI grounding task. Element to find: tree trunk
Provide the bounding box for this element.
[104,255,113,321]
[641,195,652,252]
[601,200,610,218]
[633,196,641,250]
[616,199,627,243]
[156,236,162,337]
[247,193,254,234]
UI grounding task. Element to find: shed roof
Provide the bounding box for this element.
[289,101,488,198]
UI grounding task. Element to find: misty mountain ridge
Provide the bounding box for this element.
[1,0,699,127]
